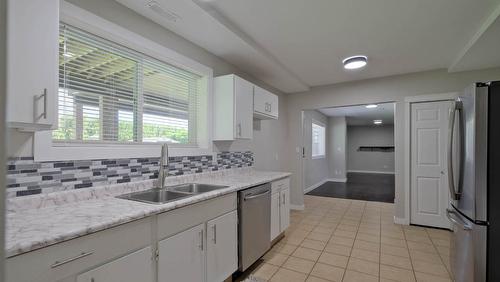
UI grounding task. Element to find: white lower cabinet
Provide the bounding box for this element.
[158,223,206,282]
[76,246,153,282]
[270,177,291,241]
[270,192,281,240]
[280,187,290,232]
[6,192,242,282]
[158,211,238,282]
[206,211,238,282]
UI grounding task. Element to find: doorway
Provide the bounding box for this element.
[301,102,396,203]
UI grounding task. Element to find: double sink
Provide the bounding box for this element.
[117,183,229,205]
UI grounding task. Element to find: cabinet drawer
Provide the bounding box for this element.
[6,217,152,282]
[271,177,290,194]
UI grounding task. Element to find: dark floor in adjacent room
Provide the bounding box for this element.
[306,172,395,203]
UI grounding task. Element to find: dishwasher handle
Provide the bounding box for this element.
[243,190,270,201]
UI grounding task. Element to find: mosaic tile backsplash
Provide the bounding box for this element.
[6,151,253,198]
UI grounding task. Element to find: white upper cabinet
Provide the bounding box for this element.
[7,0,59,131]
[254,85,279,120]
[214,74,253,140]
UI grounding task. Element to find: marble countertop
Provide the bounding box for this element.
[6,168,291,258]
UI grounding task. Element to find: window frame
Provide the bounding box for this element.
[311,119,326,159]
[34,1,213,161]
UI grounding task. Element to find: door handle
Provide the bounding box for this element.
[447,100,463,200]
[282,193,285,205]
[244,190,270,201]
[446,209,472,230]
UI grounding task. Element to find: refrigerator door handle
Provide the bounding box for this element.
[448,100,463,200]
[446,208,472,230]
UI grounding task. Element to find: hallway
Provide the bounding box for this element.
[306,173,395,203]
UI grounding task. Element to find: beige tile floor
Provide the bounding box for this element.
[247,195,452,282]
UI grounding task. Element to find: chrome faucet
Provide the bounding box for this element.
[158,143,169,189]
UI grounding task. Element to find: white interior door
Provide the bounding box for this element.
[410,101,452,228]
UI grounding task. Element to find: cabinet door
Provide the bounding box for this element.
[158,224,205,282]
[269,92,279,118]
[270,192,281,241]
[253,86,278,119]
[280,188,290,232]
[253,86,268,115]
[76,247,153,282]
[233,76,253,139]
[206,211,238,282]
[7,0,59,130]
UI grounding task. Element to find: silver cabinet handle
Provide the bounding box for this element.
[237,123,242,137]
[244,190,270,201]
[50,251,94,268]
[448,100,464,200]
[199,229,204,251]
[446,209,471,230]
[212,224,217,244]
[35,88,48,120]
[282,193,285,205]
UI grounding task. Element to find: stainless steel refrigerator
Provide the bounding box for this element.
[447,81,500,282]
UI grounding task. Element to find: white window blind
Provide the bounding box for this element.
[312,121,325,158]
[54,23,204,146]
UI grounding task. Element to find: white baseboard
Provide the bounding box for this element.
[327,177,347,183]
[290,204,305,210]
[348,170,395,175]
[304,178,347,194]
[394,216,409,225]
[304,179,328,193]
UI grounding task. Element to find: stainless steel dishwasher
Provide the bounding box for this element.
[238,183,271,271]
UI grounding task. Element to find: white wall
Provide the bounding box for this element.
[347,125,395,173]
[302,110,329,189]
[7,0,291,172]
[328,116,347,180]
[286,68,500,219]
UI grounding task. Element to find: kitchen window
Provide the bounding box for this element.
[34,5,213,162]
[311,120,326,159]
[54,24,204,146]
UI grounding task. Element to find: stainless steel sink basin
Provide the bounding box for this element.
[117,184,228,204]
[169,183,228,194]
[117,188,191,204]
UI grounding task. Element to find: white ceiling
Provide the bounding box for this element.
[116,0,500,93]
[318,103,395,126]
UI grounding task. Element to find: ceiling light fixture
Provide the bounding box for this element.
[343,55,367,70]
[365,104,378,109]
[373,120,383,125]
